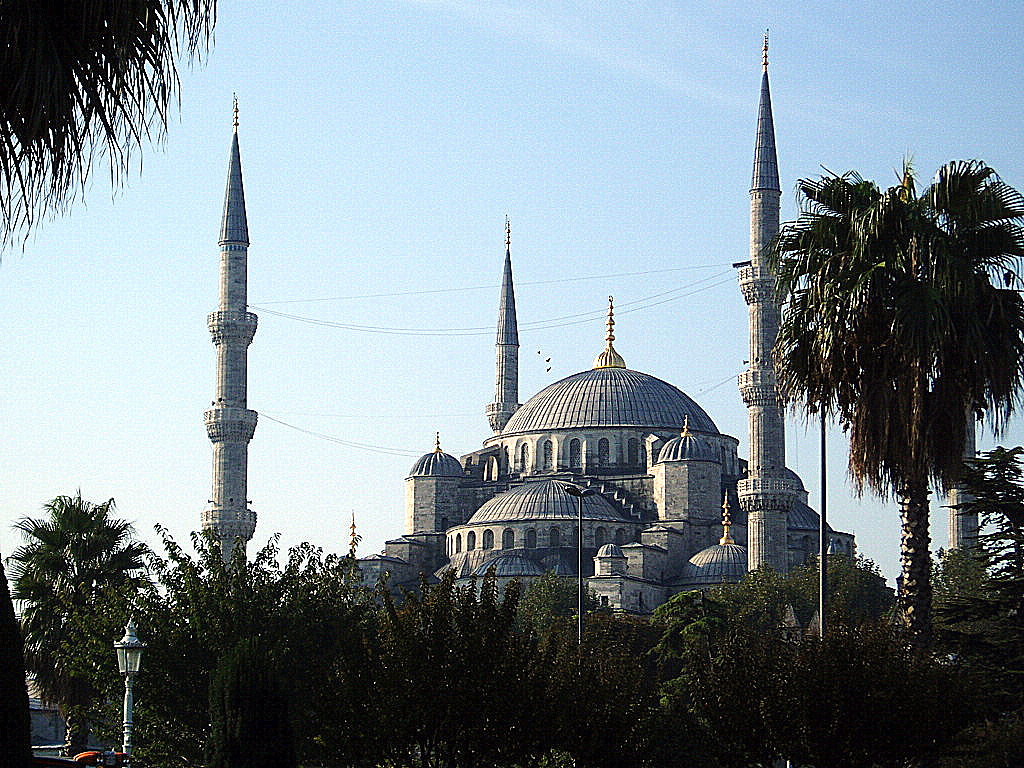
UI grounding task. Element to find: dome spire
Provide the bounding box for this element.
[593,295,626,369]
[682,414,691,438]
[720,492,735,545]
[435,431,442,453]
[349,513,360,558]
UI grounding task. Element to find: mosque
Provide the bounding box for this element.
[201,45,864,611]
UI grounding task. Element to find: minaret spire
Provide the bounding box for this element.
[738,39,791,572]
[203,101,259,559]
[486,216,521,433]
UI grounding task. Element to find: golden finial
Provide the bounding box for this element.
[681,415,691,439]
[762,29,769,71]
[232,93,239,130]
[505,215,511,250]
[434,431,442,453]
[720,492,735,545]
[349,513,361,558]
[593,295,626,368]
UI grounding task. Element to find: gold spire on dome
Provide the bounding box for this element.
[349,513,361,558]
[233,93,239,130]
[762,29,769,71]
[720,492,735,545]
[434,431,443,453]
[681,415,691,439]
[593,295,627,369]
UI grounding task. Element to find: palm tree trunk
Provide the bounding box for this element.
[899,482,933,640]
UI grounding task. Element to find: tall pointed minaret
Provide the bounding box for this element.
[738,34,791,572]
[486,216,520,432]
[202,98,259,558]
[948,420,979,550]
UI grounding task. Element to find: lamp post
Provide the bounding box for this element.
[114,618,145,762]
[560,482,596,644]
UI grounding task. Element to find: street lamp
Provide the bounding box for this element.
[560,482,597,644]
[114,618,146,762]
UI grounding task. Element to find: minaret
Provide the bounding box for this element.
[486,216,520,432]
[738,34,791,572]
[948,420,979,550]
[202,99,259,558]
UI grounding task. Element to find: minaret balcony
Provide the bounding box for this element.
[205,407,258,442]
[737,476,796,510]
[737,266,776,305]
[738,369,781,408]
[208,310,258,345]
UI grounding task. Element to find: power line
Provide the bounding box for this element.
[260,413,422,457]
[254,263,732,304]
[249,271,735,337]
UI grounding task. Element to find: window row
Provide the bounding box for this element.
[450,525,630,554]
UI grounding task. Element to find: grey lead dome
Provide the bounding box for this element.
[408,450,464,478]
[467,480,629,524]
[501,367,718,435]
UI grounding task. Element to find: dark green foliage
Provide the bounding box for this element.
[0,556,33,768]
[208,638,296,768]
[8,492,149,755]
[516,570,598,636]
[0,1,217,249]
[770,160,1024,636]
[124,530,370,768]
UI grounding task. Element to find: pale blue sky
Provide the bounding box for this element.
[2,1,1023,582]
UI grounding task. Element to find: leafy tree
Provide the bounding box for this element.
[8,492,149,755]
[0,556,33,768]
[516,570,598,636]
[771,160,1024,637]
[121,530,371,768]
[208,638,296,768]
[0,0,217,249]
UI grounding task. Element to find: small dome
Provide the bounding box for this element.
[408,450,463,478]
[657,419,719,463]
[596,543,625,558]
[788,501,834,533]
[680,542,748,586]
[472,552,545,578]
[467,480,629,525]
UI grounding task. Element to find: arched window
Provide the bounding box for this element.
[614,528,625,546]
[483,529,494,549]
[640,443,647,467]
[467,531,476,550]
[502,528,515,549]
[455,533,462,553]
[519,443,529,472]
[503,446,510,472]
[487,456,499,481]
[627,438,639,466]
[549,527,561,547]
[440,516,449,532]
[598,438,610,466]
[595,527,607,548]
[543,439,553,470]
[569,439,582,469]
[526,528,537,548]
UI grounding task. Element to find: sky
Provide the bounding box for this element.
[2,0,1024,584]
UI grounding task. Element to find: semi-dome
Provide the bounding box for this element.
[467,480,629,524]
[472,552,545,578]
[679,541,748,586]
[501,367,718,435]
[657,419,720,463]
[788,501,834,533]
[408,437,464,478]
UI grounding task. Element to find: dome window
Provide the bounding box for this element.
[526,528,537,548]
[502,528,515,549]
[569,439,582,469]
[627,438,639,466]
[595,527,607,548]
[455,533,462,553]
[467,531,476,551]
[518,443,529,472]
[549,527,561,547]
[598,438,610,466]
[543,440,553,470]
[483,529,494,549]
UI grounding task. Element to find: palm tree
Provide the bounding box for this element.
[8,491,150,754]
[0,1,217,250]
[771,160,1024,638]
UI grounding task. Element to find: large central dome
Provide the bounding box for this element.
[501,367,718,435]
